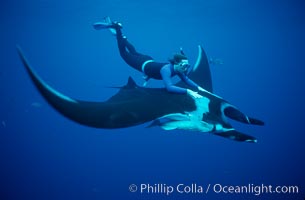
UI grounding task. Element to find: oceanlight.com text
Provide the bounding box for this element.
[128,183,299,196]
[212,183,299,196]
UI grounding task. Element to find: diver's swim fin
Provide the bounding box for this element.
[93,22,112,30]
[93,16,117,35]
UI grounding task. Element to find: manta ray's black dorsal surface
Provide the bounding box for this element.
[17,45,264,142]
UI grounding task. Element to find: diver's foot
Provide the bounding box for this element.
[108,21,122,36]
[112,21,122,29]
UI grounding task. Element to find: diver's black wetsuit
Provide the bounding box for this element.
[115,27,168,80]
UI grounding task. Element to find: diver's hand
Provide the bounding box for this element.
[187,89,203,99]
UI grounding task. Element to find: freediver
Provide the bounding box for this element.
[93,17,206,99]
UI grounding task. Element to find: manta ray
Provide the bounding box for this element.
[17,45,264,142]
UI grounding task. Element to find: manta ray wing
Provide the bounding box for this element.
[17,46,197,128]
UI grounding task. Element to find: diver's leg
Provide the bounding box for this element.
[113,24,130,56]
[113,23,153,70]
[93,18,153,72]
[113,26,139,55]
[93,17,134,60]
[124,39,139,55]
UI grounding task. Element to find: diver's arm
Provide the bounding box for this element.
[160,66,202,98]
[179,74,208,94]
[179,73,200,89]
[160,66,186,94]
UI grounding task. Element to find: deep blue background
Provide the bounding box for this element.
[1,0,305,199]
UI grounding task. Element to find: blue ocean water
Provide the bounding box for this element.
[1,0,305,199]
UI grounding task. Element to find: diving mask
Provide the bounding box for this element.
[174,59,190,73]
